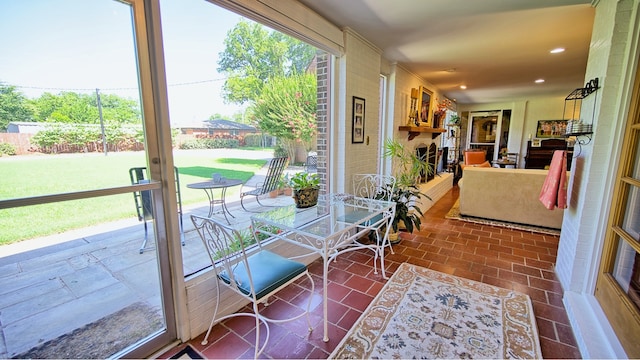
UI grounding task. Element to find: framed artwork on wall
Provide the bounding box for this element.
[536,120,568,138]
[418,86,433,127]
[352,96,365,143]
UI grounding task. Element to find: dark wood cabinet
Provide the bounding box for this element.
[524,139,573,169]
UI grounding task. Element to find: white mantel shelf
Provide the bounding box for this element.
[398,126,446,140]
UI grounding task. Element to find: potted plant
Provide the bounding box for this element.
[289,172,320,208]
[382,139,432,242]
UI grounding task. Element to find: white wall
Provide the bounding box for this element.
[559,0,640,358]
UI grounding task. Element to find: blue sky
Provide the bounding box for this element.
[0,0,245,125]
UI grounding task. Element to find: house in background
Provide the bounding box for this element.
[178,119,257,138]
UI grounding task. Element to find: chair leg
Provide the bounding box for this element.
[139,221,149,254]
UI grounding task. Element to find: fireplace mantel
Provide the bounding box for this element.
[398,126,446,140]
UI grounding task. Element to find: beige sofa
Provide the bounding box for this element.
[458,167,567,229]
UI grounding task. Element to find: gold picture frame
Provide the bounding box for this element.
[418,86,433,127]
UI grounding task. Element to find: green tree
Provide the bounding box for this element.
[32,91,140,124]
[217,20,315,105]
[0,83,34,131]
[249,73,316,160]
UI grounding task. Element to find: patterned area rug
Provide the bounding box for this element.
[330,263,542,359]
[445,199,560,235]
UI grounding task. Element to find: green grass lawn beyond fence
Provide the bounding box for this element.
[0,150,269,245]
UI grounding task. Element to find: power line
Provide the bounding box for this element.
[11,77,229,93]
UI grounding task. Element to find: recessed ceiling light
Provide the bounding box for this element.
[550,48,565,54]
[535,79,545,83]
[460,85,467,90]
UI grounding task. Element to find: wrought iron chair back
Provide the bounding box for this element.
[190,215,314,358]
[129,166,184,253]
[240,157,289,211]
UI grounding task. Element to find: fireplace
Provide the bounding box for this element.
[416,143,437,183]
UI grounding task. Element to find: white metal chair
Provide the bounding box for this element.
[352,174,397,255]
[191,215,314,358]
[129,166,184,254]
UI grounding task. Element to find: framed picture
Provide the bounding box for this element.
[418,86,433,126]
[536,120,568,138]
[352,96,365,143]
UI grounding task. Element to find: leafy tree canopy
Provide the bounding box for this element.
[249,73,316,158]
[31,91,140,125]
[217,20,316,105]
[0,83,35,131]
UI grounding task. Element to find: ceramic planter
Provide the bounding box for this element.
[293,187,319,208]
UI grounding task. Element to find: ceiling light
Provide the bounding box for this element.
[535,79,545,83]
[550,48,565,54]
[445,68,457,73]
[460,85,467,90]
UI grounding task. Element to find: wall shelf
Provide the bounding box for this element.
[398,126,446,140]
[563,77,599,156]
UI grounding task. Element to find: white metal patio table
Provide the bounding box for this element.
[250,195,395,342]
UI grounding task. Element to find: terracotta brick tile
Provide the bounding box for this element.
[501,239,525,250]
[341,290,374,312]
[467,238,491,249]
[384,251,410,263]
[555,322,579,346]
[541,269,557,280]
[485,257,512,270]
[497,252,526,264]
[445,256,472,270]
[267,332,316,359]
[402,247,429,259]
[407,257,432,269]
[200,331,251,359]
[529,276,564,293]
[512,283,548,303]
[513,248,541,260]
[482,275,515,290]
[327,267,353,284]
[547,291,564,307]
[439,247,463,258]
[538,253,558,263]
[470,263,498,278]
[345,261,374,277]
[459,252,486,265]
[337,308,363,331]
[306,346,328,359]
[475,247,501,259]
[489,243,514,254]
[532,301,570,325]
[365,280,384,296]
[535,317,558,341]
[433,239,456,249]
[428,262,456,274]
[470,229,492,238]
[490,233,513,241]
[539,338,582,359]
[452,267,483,282]
[479,236,501,245]
[498,269,529,285]
[525,259,554,271]
[424,251,448,264]
[325,282,350,302]
[512,263,543,278]
[343,274,375,294]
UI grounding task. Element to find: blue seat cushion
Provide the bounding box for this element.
[339,210,384,227]
[219,250,307,300]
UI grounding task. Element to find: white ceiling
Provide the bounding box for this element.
[297,0,595,104]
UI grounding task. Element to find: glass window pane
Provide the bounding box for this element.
[0,195,166,358]
[612,238,640,313]
[632,137,640,180]
[0,1,144,199]
[622,184,640,240]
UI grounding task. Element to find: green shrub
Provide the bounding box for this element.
[179,138,239,150]
[0,142,17,156]
[274,143,288,158]
[243,133,263,147]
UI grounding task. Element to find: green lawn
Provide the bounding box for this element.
[0,150,269,245]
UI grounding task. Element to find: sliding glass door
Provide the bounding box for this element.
[0,0,178,358]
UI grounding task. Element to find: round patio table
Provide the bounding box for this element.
[187,178,243,224]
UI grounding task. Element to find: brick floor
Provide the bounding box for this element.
[161,187,582,359]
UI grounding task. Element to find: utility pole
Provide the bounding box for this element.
[96,88,107,156]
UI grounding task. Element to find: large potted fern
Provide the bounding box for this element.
[383,139,432,241]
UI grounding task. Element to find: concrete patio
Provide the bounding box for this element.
[0,169,297,358]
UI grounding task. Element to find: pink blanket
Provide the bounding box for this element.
[539,150,568,210]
